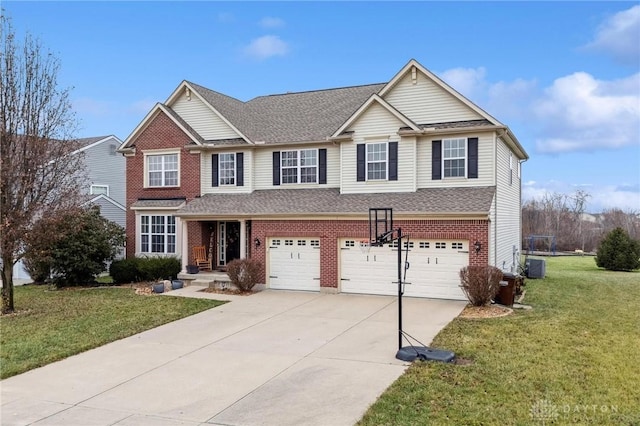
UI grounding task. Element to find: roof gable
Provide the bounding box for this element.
[332,94,419,137]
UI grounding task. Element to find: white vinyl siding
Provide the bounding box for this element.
[417,132,495,188]
[341,103,415,194]
[494,137,522,273]
[83,136,126,209]
[383,71,482,124]
[201,150,252,194]
[172,94,240,140]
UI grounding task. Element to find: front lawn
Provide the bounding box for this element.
[0,285,223,379]
[360,256,640,425]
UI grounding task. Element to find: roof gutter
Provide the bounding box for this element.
[174,211,490,220]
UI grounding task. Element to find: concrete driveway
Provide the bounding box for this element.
[1,288,466,426]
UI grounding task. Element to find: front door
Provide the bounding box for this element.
[218,222,241,267]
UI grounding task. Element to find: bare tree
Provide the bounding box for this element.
[1,14,86,313]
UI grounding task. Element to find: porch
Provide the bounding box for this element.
[177,270,232,289]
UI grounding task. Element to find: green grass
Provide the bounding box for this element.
[0,285,224,379]
[359,256,640,425]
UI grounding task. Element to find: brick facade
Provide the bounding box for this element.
[250,218,489,289]
[125,112,201,258]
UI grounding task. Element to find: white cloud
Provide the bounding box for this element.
[243,35,289,60]
[260,17,285,28]
[439,67,487,101]
[584,5,640,65]
[128,99,156,115]
[533,72,640,153]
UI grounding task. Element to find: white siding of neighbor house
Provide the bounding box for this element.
[172,94,240,140]
[341,103,416,194]
[253,144,340,190]
[494,137,522,273]
[383,72,483,125]
[84,136,126,208]
[416,132,496,189]
[201,149,253,194]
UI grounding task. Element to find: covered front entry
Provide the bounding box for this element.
[340,238,468,300]
[218,221,241,267]
[268,237,321,291]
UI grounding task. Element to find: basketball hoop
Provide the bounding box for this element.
[359,240,371,254]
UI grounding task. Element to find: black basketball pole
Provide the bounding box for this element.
[397,227,403,351]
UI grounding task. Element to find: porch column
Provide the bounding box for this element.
[239,219,247,259]
[181,219,188,273]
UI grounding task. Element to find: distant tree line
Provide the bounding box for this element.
[522,190,640,253]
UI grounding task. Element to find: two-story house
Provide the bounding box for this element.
[118,59,528,300]
[12,135,126,281]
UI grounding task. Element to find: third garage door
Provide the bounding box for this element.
[340,238,468,300]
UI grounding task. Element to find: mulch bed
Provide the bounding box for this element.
[198,287,256,296]
[458,304,513,319]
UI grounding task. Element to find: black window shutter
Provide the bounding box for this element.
[212,154,219,187]
[318,149,327,184]
[468,137,478,179]
[236,152,244,186]
[388,142,398,181]
[356,144,366,182]
[432,140,442,180]
[272,151,280,186]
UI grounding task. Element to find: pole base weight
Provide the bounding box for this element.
[396,346,455,363]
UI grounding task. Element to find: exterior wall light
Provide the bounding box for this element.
[254,238,261,247]
[474,241,482,254]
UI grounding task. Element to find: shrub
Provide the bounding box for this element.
[227,258,262,291]
[22,255,51,284]
[109,258,143,284]
[138,257,181,281]
[459,265,503,306]
[595,227,640,271]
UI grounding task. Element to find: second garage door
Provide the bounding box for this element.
[340,239,468,300]
[268,238,321,291]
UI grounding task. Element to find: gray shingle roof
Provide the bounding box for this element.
[176,187,496,217]
[76,136,110,148]
[186,82,386,144]
[132,199,186,209]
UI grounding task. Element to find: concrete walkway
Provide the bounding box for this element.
[1,287,466,426]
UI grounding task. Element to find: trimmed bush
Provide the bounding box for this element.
[459,265,503,306]
[227,258,262,291]
[109,258,143,284]
[138,257,181,281]
[595,227,640,271]
[109,257,181,284]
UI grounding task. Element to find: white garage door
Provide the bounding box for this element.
[340,239,468,300]
[268,238,321,291]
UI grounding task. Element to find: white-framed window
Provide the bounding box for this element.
[367,142,387,180]
[140,215,176,254]
[90,184,109,196]
[219,153,236,186]
[281,149,318,184]
[443,138,466,178]
[146,152,179,187]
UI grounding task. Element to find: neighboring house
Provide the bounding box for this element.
[12,135,126,281]
[118,59,528,300]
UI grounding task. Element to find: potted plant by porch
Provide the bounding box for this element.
[171,279,184,290]
[186,264,199,274]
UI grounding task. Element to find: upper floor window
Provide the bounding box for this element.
[90,184,109,196]
[281,149,317,184]
[147,153,178,187]
[367,142,387,180]
[219,153,235,186]
[432,138,477,180]
[140,215,176,254]
[443,138,466,178]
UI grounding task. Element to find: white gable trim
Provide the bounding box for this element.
[379,59,504,126]
[71,135,123,156]
[332,94,419,138]
[119,103,201,150]
[166,81,252,144]
[84,194,126,211]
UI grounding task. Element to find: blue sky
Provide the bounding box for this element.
[4,1,640,213]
